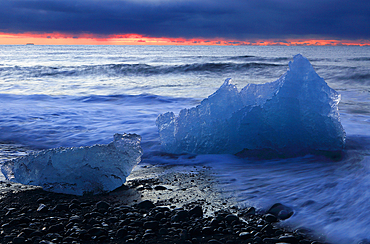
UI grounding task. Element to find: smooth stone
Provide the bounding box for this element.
[245,207,256,215]
[116,228,127,238]
[154,212,165,220]
[264,213,278,223]
[96,201,110,210]
[48,223,64,233]
[254,236,263,244]
[143,232,156,239]
[261,224,274,235]
[225,214,239,223]
[189,206,203,218]
[210,218,219,227]
[84,211,103,218]
[38,240,55,244]
[88,227,108,237]
[172,210,188,222]
[159,228,169,235]
[37,204,48,213]
[21,228,36,236]
[69,203,81,210]
[12,237,26,244]
[208,239,223,244]
[107,216,119,223]
[30,231,43,237]
[143,221,159,230]
[154,185,167,190]
[267,203,294,220]
[239,232,253,239]
[52,204,69,212]
[279,235,299,243]
[263,237,280,244]
[137,200,155,210]
[202,226,213,235]
[69,215,82,223]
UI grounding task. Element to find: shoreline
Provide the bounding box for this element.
[0,163,324,244]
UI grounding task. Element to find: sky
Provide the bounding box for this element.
[0,0,369,45]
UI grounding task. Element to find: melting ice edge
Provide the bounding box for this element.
[156,54,345,156]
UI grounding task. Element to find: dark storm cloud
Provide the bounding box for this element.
[0,0,369,40]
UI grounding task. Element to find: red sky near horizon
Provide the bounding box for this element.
[1,32,370,46]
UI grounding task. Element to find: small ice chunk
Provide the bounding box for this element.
[1,133,142,195]
[156,54,346,156]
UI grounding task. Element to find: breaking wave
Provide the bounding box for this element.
[0,62,284,78]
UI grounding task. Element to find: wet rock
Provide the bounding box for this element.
[189,205,203,218]
[30,231,43,237]
[210,218,219,227]
[96,201,110,210]
[298,240,312,244]
[141,232,154,239]
[189,226,202,236]
[137,200,155,210]
[84,211,103,219]
[154,212,165,220]
[225,214,239,223]
[246,206,256,215]
[64,236,79,243]
[37,203,48,213]
[48,223,64,233]
[143,220,159,230]
[88,227,108,237]
[202,226,213,235]
[12,236,26,244]
[38,240,54,244]
[107,216,119,223]
[37,198,46,204]
[261,224,274,236]
[69,203,81,210]
[172,210,188,222]
[16,217,31,225]
[21,228,36,236]
[159,228,169,235]
[263,237,280,244]
[208,239,223,244]
[264,213,278,223]
[116,228,127,238]
[254,236,263,243]
[52,203,69,212]
[239,231,253,239]
[267,203,294,220]
[279,234,299,243]
[154,185,167,190]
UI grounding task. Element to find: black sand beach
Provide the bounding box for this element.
[0,163,324,244]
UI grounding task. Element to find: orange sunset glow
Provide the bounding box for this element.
[0,32,369,46]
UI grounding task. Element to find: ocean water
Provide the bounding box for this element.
[1,45,370,243]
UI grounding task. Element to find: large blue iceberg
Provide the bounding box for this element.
[1,134,142,195]
[156,54,346,156]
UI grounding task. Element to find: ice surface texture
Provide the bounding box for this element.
[1,134,142,195]
[156,54,346,156]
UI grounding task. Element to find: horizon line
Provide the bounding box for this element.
[0,32,369,46]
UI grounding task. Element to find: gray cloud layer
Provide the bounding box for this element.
[1,0,369,40]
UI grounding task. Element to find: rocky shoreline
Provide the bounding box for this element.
[0,164,325,244]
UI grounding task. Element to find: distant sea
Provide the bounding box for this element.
[1,45,370,243]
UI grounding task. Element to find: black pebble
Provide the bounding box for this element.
[96,201,110,210]
[154,185,167,190]
[137,200,155,210]
[189,206,203,218]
